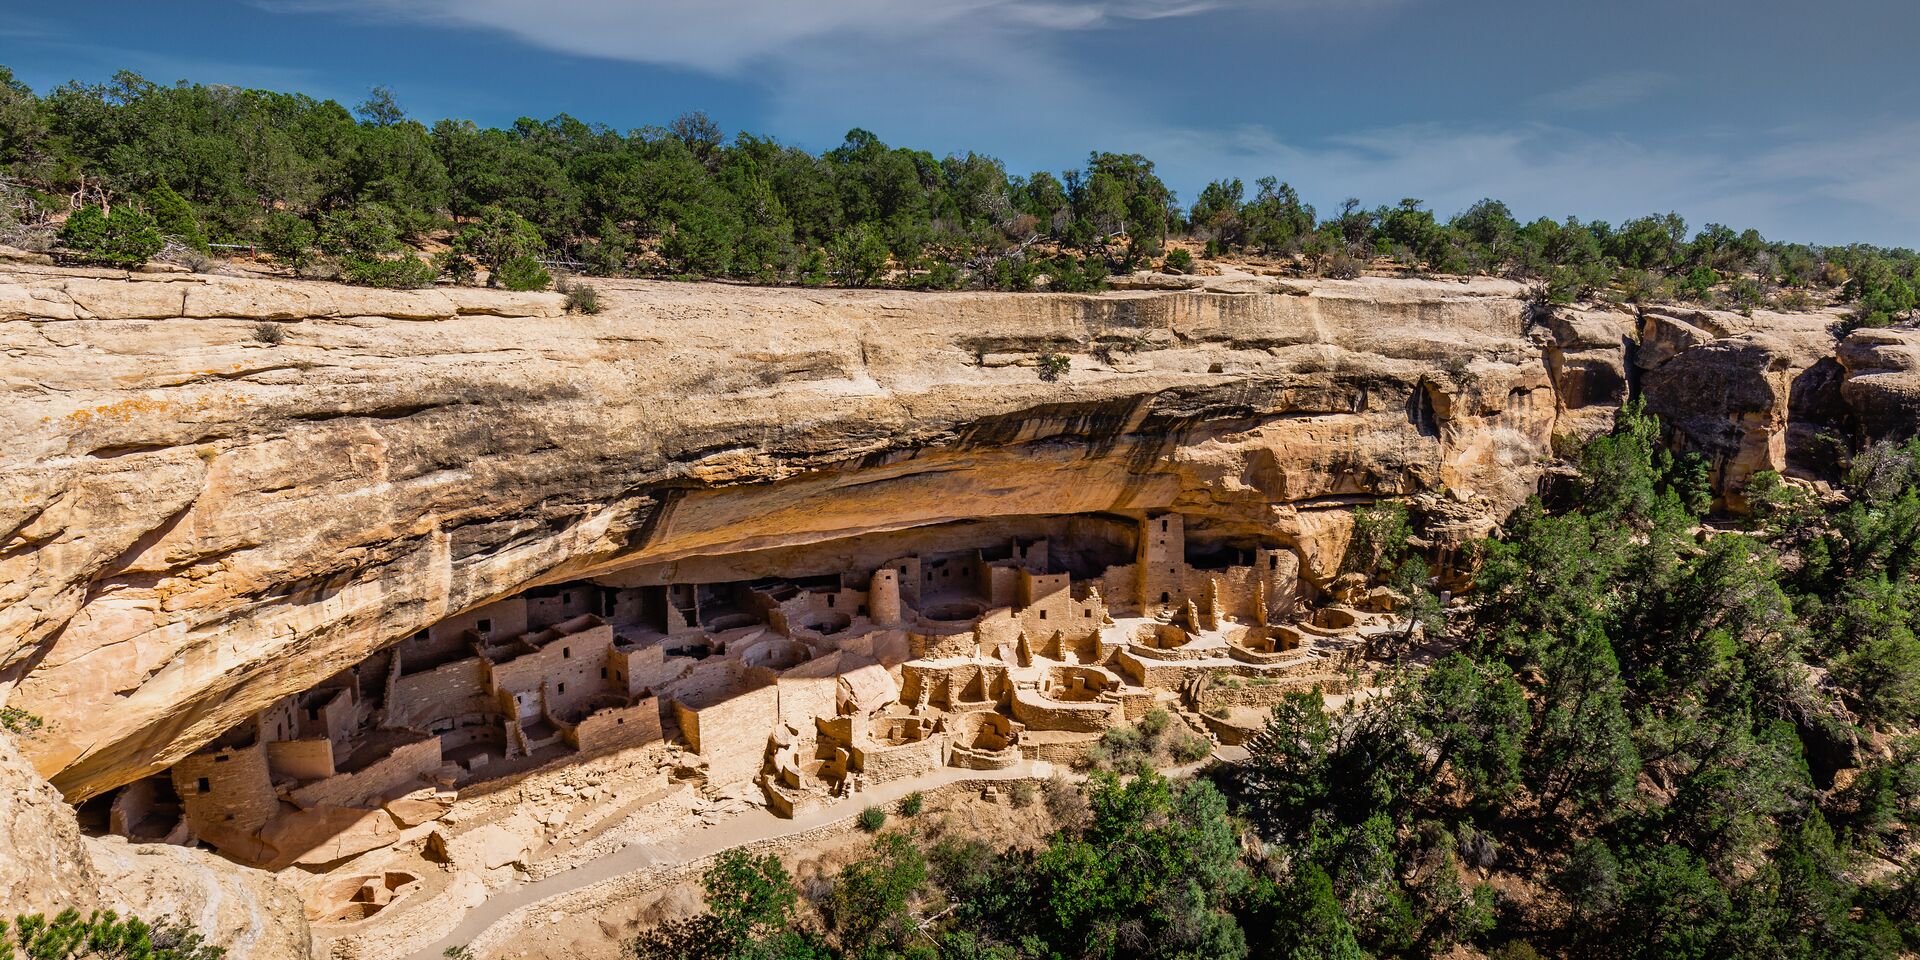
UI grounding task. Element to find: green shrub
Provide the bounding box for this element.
[1,705,43,736]
[1,908,223,959]
[1041,774,1086,826]
[435,251,477,286]
[1008,781,1037,808]
[261,212,318,268]
[898,792,924,817]
[1171,733,1213,764]
[1037,352,1070,382]
[856,805,886,833]
[1164,247,1194,273]
[252,322,286,345]
[340,254,437,289]
[496,254,551,291]
[318,203,404,258]
[1138,708,1171,742]
[59,204,163,267]
[557,277,602,314]
[146,181,207,252]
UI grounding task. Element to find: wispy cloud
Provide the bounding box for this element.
[246,0,1916,247]
[261,0,1262,74]
[1128,119,1920,246]
[1528,70,1669,113]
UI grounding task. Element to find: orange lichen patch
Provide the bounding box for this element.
[63,392,238,426]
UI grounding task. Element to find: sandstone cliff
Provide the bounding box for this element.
[0,261,1910,925]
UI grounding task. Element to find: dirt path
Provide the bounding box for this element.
[404,760,1062,960]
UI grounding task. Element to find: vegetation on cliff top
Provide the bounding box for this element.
[632,409,1920,959]
[0,67,1914,324]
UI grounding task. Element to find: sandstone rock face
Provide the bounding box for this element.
[1838,327,1920,442]
[86,834,310,960]
[1637,307,1858,505]
[0,732,99,915]
[0,731,305,959]
[0,264,1893,804]
[1,265,1566,801]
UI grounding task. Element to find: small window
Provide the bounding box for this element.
[898,566,907,575]
[307,707,319,721]
[1039,610,1047,620]
[557,682,566,694]
[826,595,835,608]
[600,667,608,678]
[563,591,572,603]
[196,778,210,792]
[1161,592,1171,604]
[477,618,492,633]
[858,605,868,616]
[1083,610,1092,618]
[616,718,625,725]
[563,646,571,659]
[214,754,230,764]
[1160,519,1168,532]
[1270,555,1278,570]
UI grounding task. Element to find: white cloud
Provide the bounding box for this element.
[259,0,1916,247]
[1128,119,1920,247]
[1528,70,1669,113]
[263,0,1268,74]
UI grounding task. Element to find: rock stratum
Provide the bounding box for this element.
[0,260,1913,950]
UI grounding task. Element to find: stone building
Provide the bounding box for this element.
[111,511,1370,861]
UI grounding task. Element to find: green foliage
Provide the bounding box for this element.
[556,277,601,314]
[631,850,827,960]
[1171,732,1214,764]
[457,206,543,281]
[1008,780,1036,809]
[4,65,1910,298]
[58,205,162,267]
[0,908,225,960]
[897,792,924,817]
[0,706,42,736]
[260,213,317,268]
[1026,771,1247,959]
[144,182,206,252]
[1163,247,1194,273]
[251,322,285,346]
[823,832,928,957]
[434,250,477,285]
[339,254,436,289]
[826,224,888,286]
[855,806,885,833]
[494,254,551,291]
[318,204,405,258]
[1342,500,1413,578]
[1037,352,1070,382]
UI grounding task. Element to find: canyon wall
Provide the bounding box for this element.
[0,259,1909,819]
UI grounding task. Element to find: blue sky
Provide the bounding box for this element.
[5,0,1917,247]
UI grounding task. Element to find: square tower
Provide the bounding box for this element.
[1137,513,1186,611]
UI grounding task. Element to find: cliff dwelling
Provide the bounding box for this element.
[80,511,1403,870]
